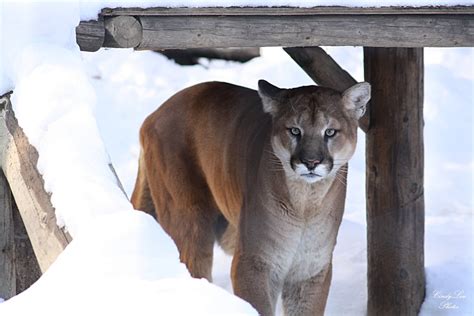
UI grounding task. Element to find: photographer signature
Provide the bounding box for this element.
[433,290,466,310]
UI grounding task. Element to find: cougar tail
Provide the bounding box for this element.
[214,215,237,255]
[131,149,156,219]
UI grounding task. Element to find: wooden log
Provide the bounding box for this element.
[76,20,105,52]
[284,46,369,132]
[132,14,473,49]
[364,47,425,316]
[12,199,41,294]
[102,6,474,16]
[157,48,260,65]
[0,94,71,273]
[103,16,142,48]
[0,170,15,300]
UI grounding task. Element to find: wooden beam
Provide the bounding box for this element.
[77,7,474,50]
[364,48,425,315]
[134,14,473,49]
[76,20,105,52]
[101,6,474,16]
[0,94,71,273]
[0,170,15,300]
[12,199,41,294]
[157,48,260,65]
[103,16,142,49]
[284,46,369,132]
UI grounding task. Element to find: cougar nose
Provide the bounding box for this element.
[302,158,322,171]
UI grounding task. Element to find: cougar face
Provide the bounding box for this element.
[258,80,370,184]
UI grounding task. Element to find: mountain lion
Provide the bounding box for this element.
[131,80,370,315]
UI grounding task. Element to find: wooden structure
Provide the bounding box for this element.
[0,95,68,298]
[0,94,124,298]
[1,5,473,315]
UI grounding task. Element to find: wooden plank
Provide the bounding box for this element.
[134,14,473,49]
[364,47,425,316]
[103,16,142,48]
[0,94,71,273]
[101,6,474,16]
[0,170,15,300]
[76,19,105,52]
[284,46,369,132]
[12,198,41,294]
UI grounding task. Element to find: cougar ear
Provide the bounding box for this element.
[258,80,284,114]
[342,82,371,119]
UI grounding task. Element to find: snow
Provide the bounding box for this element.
[0,211,255,316]
[0,0,472,315]
[82,47,474,315]
[0,1,256,315]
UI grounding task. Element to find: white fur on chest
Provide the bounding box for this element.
[284,176,338,282]
[286,217,336,282]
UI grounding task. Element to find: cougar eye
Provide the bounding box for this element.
[289,127,301,136]
[325,128,337,137]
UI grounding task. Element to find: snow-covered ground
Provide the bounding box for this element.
[82,46,473,316]
[0,1,473,315]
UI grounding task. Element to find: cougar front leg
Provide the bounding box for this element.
[282,263,333,316]
[231,252,281,316]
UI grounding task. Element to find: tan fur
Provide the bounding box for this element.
[131,81,370,316]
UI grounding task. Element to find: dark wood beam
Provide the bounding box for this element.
[284,46,369,132]
[157,48,260,65]
[364,47,425,316]
[0,170,15,299]
[76,20,104,52]
[12,198,41,294]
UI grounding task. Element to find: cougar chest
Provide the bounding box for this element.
[286,177,333,219]
[284,177,338,282]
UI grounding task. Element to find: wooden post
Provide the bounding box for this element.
[364,47,425,315]
[12,199,41,294]
[0,170,15,299]
[0,94,71,273]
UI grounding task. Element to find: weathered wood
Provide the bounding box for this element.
[76,19,105,52]
[0,170,15,300]
[157,47,260,65]
[0,94,71,273]
[284,46,369,132]
[77,6,474,50]
[103,16,142,48]
[364,48,425,316]
[12,198,41,294]
[102,6,474,16]
[134,14,473,49]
